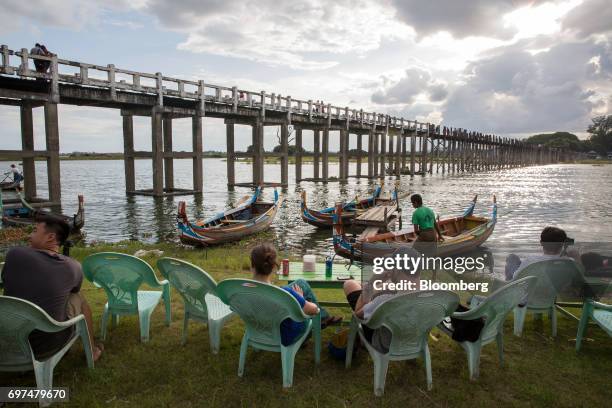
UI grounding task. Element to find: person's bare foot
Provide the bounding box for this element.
[92,343,103,362]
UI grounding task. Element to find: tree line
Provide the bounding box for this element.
[525,115,612,154]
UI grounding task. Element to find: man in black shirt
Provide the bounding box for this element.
[1,214,102,361]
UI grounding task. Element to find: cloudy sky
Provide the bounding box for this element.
[1,0,611,152]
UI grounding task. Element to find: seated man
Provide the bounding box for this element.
[505,226,575,281]
[343,247,420,352]
[249,243,342,346]
[1,214,102,361]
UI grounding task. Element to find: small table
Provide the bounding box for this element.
[278,261,362,308]
[279,261,360,289]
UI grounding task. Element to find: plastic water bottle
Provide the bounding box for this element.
[325,256,333,278]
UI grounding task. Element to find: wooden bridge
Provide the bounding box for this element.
[0,45,574,203]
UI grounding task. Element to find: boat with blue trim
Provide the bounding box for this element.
[177,186,282,246]
[300,184,398,228]
[332,195,497,263]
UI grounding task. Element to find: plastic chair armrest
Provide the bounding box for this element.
[60,313,86,326]
[490,278,508,292]
[34,313,87,335]
[591,300,612,311]
[451,307,484,321]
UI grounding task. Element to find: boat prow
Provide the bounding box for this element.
[178,186,282,246]
[1,192,85,234]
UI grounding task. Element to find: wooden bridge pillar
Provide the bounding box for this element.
[226,122,235,189]
[252,119,264,185]
[410,129,416,175]
[151,108,164,196]
[387,132,394,174]
[20,102,37,200]
[122,114,135,193]
[339,129,348,181]
[313,129,320,179]
[44,102,61,203]
[401,134,407,172]
[280,123,289,187]
[379,131,386,176]
[163,117,174,190]
[295,128,302,182]
[421,126,429,174]
[367,130,375,178]
[356,133,362,178]
[394,132,401,176]
[322,129,329,181]
[192,115,203,192]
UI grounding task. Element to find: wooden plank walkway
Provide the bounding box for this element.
[354,205,397,228]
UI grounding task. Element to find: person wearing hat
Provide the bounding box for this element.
[504,226,575,281]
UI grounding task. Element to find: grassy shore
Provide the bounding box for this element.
[2,239,612,407]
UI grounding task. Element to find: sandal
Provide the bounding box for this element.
[321,315,343,329]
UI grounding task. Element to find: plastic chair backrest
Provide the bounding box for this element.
[82,252,161,314]
[365,291,459,356]
[157,258,218,317]
[0,296,65,367]
[216,279,308,346]
[467,276,537,342]
[514,259,582,309]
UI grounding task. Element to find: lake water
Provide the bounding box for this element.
[2,159,612,276]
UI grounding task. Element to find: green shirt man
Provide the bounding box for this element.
[412,206,436,230]
[410,194,444,242]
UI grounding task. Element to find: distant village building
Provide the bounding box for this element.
[607,151,612,160]
[587,150,599,159]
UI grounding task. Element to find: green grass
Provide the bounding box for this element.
[3,240,612,407]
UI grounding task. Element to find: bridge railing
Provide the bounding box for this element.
[0,45,436,130]
[0,44,540,148]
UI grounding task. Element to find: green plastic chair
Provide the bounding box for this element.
[576,299,612,351]
[216,278,321,388]
[439,276,537,380]
[345,291,460,396]
[0,296,94,407]
[82,252,171,343]
[157,258,234,354]
[512,259,582,337]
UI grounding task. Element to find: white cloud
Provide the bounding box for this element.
[144,0,411,70]
[442,38,611,134]
[390,0,537,40]
[371,68,448,105]
[0,0,141,33]
[562,0,612,38]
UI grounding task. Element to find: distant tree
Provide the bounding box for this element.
[524,132,587,151]
[272,145,307,154]
[587,115,612,154]
[349,148,368,156]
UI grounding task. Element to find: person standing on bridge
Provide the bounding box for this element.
[30,43,53,73]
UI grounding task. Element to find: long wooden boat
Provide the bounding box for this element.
[301,184,398,228]
[1,192,85,233]
[178,186,282,246]
[332,195,497,263]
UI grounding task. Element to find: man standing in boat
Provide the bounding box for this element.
[410,194,444,255]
